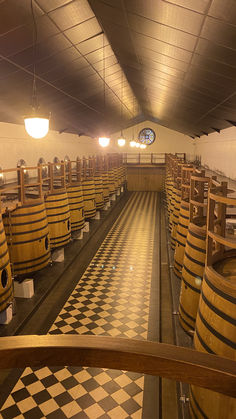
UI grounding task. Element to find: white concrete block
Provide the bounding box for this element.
[83,221,90,233]
[0,304,13,324]
[14,279,34,298]
[104,203,109,211]
[111,194,116,201]
[121,186,124,193]
[95,211,100,220]
[72,230,83,240]
[52,248,64,262]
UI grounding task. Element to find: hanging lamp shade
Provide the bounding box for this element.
[130,141,136,147]
[24,115,49,139]
[118,137,126,147]
[135,142,140,148]
[140,144,147,149]
[98,136,110,147]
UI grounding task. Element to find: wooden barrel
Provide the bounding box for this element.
[102,173,110,203]
[108,169,115,195]
[174,200,190,279]
[168,185,176,234]
[113,168,119,192]
[66,184,85,231]
[190,259,236,419]
[0,215,13,312]
[165,177,173,218]
[171,186,181,250]
[45,191,71,248]
[179,220,206,334]
[82,179,96,218]
[94,175,104,209]
[3,202,51,274]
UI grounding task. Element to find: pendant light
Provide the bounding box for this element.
[117,73,126,147]
[24,0,49,139]
[140,144,147,149]
[98,33,110,147]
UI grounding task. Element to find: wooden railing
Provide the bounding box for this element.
[0,336,235,398]
[123,153,166,165]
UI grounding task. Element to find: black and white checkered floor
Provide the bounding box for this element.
[1,192,159,418]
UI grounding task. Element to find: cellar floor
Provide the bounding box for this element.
[0,192,179,419]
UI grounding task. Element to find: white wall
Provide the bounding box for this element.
[0,119,195,169]
[195,126,236,180]
[0,121,101,169]
[110,120,195,160]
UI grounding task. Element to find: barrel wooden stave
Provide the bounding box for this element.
[94,175,104,209]
[3,202,50,274]
[190,261,236,419]
[174,201,190,279]
[179,222,206,334]
[45,192,71,249]
[82,179,96,219]
[108,170,115,195]
[171,187,181,250]
[0,215,13,312]
[67,184,85,231]
[102,173,110,203]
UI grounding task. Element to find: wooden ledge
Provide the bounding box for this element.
[0,336,235,397]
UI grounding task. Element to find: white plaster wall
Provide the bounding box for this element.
[109,120,195,160]
[195,126,236,180]
[0,121,101,169]
[0,119,195,169]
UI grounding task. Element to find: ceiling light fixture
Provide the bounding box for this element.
[99,33,110,147]
[140,144,147,149]
[24,0,49,139]
[135,142,140,148]
[99,137,110,147]
[130,141,136,147]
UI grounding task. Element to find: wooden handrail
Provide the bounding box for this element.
[0,336,235,398]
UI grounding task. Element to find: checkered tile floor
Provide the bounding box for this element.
[1,192,158,418]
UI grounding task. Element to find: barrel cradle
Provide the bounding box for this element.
[179,171,210,334]
[65,159,85,232]
[174,164,194,279]
[190,186,236,419]
[44,161,71,249]
[82,157,96,219]
[0,213,13,312]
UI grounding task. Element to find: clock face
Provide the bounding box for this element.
[138,128,156,145]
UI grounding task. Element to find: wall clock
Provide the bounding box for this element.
[138,128,156,145]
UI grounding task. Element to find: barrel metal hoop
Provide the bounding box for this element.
[8,208,46,218]
[204,274,236,304]
[186,239,206,254]
[201,291,236,326]
[13,250,51,266]
[179,302,196,322]
[195,325,215,354]
[190,388,210,419]
[189,229,206,241]
[8,233,48,245]
[181,269,201,293]
[198,309,236,350]
[4,215,48,227]
[47,211,70,219]
[5,224,48,236]
[184,251,205,267]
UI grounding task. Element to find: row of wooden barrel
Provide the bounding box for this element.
[0,166,126,315]
[165,157,236,419]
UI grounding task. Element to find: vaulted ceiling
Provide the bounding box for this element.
[0,0,236,138]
